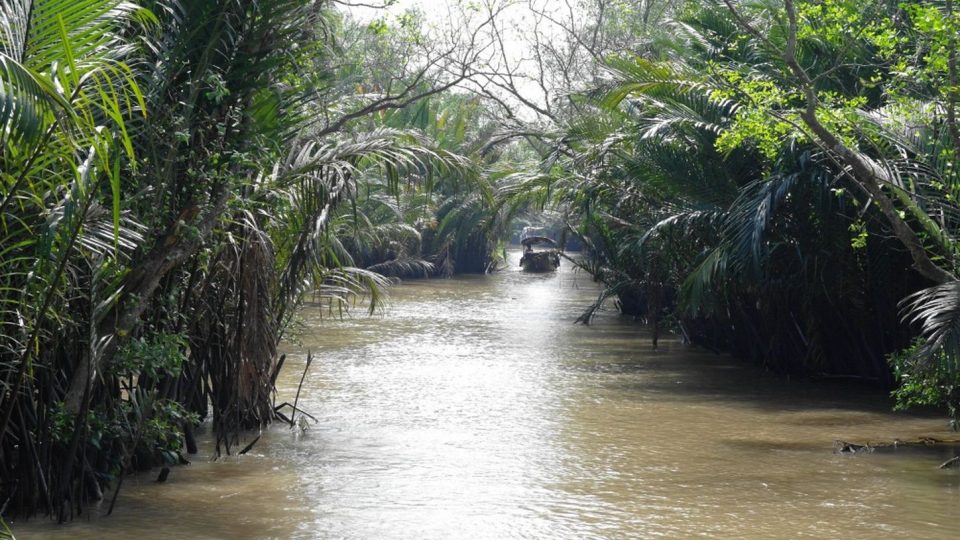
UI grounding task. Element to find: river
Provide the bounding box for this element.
[18,250,960,538]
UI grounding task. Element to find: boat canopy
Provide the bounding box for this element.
[520,236,557,248]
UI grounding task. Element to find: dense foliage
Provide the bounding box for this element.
[3,0,960,525]
[0,0,482,520]
[521,0,960,422]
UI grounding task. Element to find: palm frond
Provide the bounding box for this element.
[901,282,960,364]
[365,257,434,278]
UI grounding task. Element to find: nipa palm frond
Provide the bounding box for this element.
[901,281,960,368]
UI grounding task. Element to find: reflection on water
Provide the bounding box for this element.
[18,250,960,539]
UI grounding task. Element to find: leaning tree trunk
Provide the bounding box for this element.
[723,0,956,286]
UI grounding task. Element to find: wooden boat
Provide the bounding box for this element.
[519,236,560,272]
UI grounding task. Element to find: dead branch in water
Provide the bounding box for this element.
[834,437,960,468]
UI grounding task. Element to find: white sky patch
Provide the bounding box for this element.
[337,0,586,122]
[340,0,551,62]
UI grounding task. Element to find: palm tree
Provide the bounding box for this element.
[527,1,937,385]
[0,0,471,518]
[1,0,152,519]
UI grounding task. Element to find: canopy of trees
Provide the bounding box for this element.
[2,0,960,522]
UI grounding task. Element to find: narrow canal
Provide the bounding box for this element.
[21,250,960,538]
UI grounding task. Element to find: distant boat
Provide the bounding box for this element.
[519,236,560,272]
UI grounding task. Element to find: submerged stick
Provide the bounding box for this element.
[184,422,198,455]
[238,435,261,455]
[835,437,960,469]
[290,351,313,426]
[940,456,960,469]
[156,467,170,483]
[106,473,124,516]
[274,403,318,423]
[275,410,292,425]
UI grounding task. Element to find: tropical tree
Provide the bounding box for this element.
[705,0,960,419]
[1,0,154,519]
[0,0,473,520]
[512,0,955,399]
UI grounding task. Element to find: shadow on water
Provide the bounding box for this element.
[572,333,923,416]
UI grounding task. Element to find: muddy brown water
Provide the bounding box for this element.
[17,250,960,539]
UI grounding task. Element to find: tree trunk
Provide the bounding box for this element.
[63,193,228,415]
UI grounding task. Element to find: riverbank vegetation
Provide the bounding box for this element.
[538,0,960,425]
[2,0,960,523]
